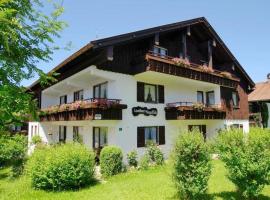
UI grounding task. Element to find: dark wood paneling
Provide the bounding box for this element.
[221,84,249,120]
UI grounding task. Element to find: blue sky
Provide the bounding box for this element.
[22,0,270,86]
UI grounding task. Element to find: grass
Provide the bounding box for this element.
[0,160,269,200]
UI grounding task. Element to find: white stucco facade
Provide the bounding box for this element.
[28,66,249,156]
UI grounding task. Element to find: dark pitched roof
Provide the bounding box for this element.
[248,81,270,102]
[28,17,255,90]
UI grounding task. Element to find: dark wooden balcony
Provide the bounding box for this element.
[39,98,127,122]
[146,52,239,88]
[165,102,226,120]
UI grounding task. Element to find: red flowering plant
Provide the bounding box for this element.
[172,57,190,67]
[198,65,214,73]
[59,103,70,112]
[41,105,60,114]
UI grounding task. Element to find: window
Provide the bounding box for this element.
[197,91,204,104]
[73,126,82,142]
[144,84,157,103]
[188,125,206,140]
[60,95,67,105]
[137,126,165,147]
[232,91,239,108]
[137,82,164,103]
[145,127,158,144]
[93,82,108,99]
[74,90,84,101]
[206,91,215,106]
[59,126,66,143]
[153,45,168,57]
[93,127,108,148]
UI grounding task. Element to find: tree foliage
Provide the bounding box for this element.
[0,0,66,129]
[216,128,270,199]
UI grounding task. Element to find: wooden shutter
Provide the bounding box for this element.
[158,126,165,145]
[158,85,164,103]
[137,82,144,102]
[137,127,145,147]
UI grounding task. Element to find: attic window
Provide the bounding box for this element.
[153,45,168,58]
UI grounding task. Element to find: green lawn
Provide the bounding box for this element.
[0,160,269,200]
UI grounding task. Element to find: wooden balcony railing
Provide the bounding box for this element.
[39,98,127,122]
[165,102,226,120]
[146,52,239,88]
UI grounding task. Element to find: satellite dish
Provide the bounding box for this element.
[267,73,270,80]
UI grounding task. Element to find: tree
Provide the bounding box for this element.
[0,0,67,130]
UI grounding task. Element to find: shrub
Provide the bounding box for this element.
[172,130,211,199]
[216,128,270,199]
[31,135,42,145]
[127,150,138,168]
[139,154,150,170]
[0,131,27,176]
[26,143,95,190]
[146,141,164,165]
[100,146,123,177]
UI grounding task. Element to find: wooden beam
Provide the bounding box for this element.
[182,33,187,59]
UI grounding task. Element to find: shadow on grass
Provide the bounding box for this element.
[211,191,270,200]
[0,170,9,179]
[41,178,101,193]
[167,191,270,200]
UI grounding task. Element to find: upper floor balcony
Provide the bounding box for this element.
[165,101,226,120]
[144,52,239,89]
[39,98,127,122]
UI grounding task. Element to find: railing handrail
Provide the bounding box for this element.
[147,51,239,81]
[166,101,221,108]
[43,98,122,109]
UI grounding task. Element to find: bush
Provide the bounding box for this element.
[100,146,123,177]
[172,130,211,199]
[31,135,42,145]
[139,154,150,170]
[0,131,27,176]
[26,143,95,190]
[146,141,164,165]
[127,150,138,168]
[216,128,270,199]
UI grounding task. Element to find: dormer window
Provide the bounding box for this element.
[153,45,168,57]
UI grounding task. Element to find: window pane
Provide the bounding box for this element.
[145,127,157,144]
[79,90,84,100]
[100,83,107,98]
[94,86,99,98]
[144,84,156,102]
[93,128,99,148]
[207,92,215,105]
[232,92,238,107]
[197,92,203,103]
[100,127,108,147]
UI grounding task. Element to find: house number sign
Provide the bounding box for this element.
[132,106,158,116]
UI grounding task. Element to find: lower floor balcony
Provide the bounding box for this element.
[165,102,226,120]
[39,98,127,122]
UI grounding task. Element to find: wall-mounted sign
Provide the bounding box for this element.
[132,106,158,116]
[94,114,102,120]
